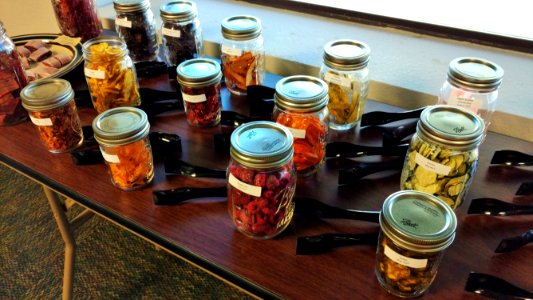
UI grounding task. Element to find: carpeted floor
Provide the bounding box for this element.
[0,163,253,299]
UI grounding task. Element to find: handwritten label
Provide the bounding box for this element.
[324,72,352,88]
[415,152,451,176]
[384,245,428,269]
[221,45,242,56]
[115,17,132,28]
[447,96,481,114]
[101,148,120,164]
[229,173,261,197]
[182,93,207,103]
[53,35,81,47]
[84,68,106,79]
[162,27,181,38]
[29,116,53,126]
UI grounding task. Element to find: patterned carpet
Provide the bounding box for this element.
[0,163,253,299]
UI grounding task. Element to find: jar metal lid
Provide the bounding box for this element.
[221,15,262,40]
[448,57,504,92]
[380,190,457,252]
[176,58,222,88]
[230,121,294,169]
[113,0,150,13]
[323,39,370,71]
[20,78,74,111]
[417,105,484,150]
[92,107,150,146]
[160,0,197,22]
[274,75,329,113]
[82,36,128,58]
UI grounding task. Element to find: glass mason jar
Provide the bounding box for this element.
[273,75,329,176]
[228,121,296,239]
[437,57,503,137]
[176,58,222,127]
[320,39,370,131]
[50,0,102,42]
[220,15,265,96]
[0,22,29,126]
[92,107,154,191]
[20,79,83,153]
[113,0,159,62]
[400,105,484,209]
[375,190,457,298]
[82,36,141,113]
[160,0,203,67]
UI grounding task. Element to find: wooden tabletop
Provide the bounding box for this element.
[1,68,532,299]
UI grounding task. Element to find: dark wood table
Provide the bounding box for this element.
[1,68,532,300]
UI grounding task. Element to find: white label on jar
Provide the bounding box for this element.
[229,173,261,197]
[115,17,132,28]
[221,45,242,56]
[286,127,306,139]
[29,115,53,126]
[448,96,482,114]
[324,72,352,88]
[415,152,451,176]
[162,27,182,38]
[84,68,106,80]
[100,148,121,164]
[182,92,207,103]
[384,245,428,269]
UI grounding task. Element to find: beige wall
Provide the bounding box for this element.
[0,1,59,36]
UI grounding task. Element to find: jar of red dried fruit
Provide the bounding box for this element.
[273,75,329,176]
[20,79,83,153]
[228,121,296,239]
[176,58,222,127]
[0,22,29,126]
[50,0,102,42]
[92,107,154,191]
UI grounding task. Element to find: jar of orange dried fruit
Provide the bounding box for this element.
[92,107,154,191]
[273,75,329,176]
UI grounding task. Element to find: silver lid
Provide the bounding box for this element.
[113,0,151,13]
[380,190,457,252]
[92,107,150,146]
[230,121,294,169]
[221,15,262,40]
[447,57,504,92]
[160,0,197,22]
[323,39,370,71]
[20,78,74,111]
[274,75,329,113]
[417,105,484,150]
[176,58,222,88]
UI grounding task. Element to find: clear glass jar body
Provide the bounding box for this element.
[227,158,296,239]
[273,106,328,176]
[221,36,265,96]
[115,8,158,62]
[400,132,479,209]
[27,100,83,153]
[319,65,369,130]
[438,81,498,137]
[180,82,221,127]
[83,37,141,113]
[161,17,202,66]
[50,0,101,42]
[99,136,154,190]
[375,232,445,297]
[0,27,29,126]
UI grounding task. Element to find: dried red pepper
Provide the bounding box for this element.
[0,49,28,125]
[181,83,221,127]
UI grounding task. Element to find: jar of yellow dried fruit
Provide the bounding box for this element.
[92,107,154,191]
[82,36,141,114]
[400,105,484,209]
[376,190,457,298]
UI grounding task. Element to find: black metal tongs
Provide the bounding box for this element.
[467,198,533,216]
[296,232,379,255]
[360,107,425,127]
[464,272,533,299]
[494,229,533,253]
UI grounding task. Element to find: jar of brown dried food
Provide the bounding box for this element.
[20,79,83,153]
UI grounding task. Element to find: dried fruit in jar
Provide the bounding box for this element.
[222,51,262,93]
[327,81,363,124]
[84,42,141,113]
[162,21,201,67]
[104,139,153,190]
[181,83,221,127]
[0,50,28,125]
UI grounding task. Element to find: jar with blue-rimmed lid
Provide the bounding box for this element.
[220,15,265,95]
[273,75,329,176]
[227,121,296,239]
[375,190,457,298]
[92,107,154,191]
[160,0,203,67]
[176,58,222,127]
[400,105,484,209]
[319,39,370,130]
